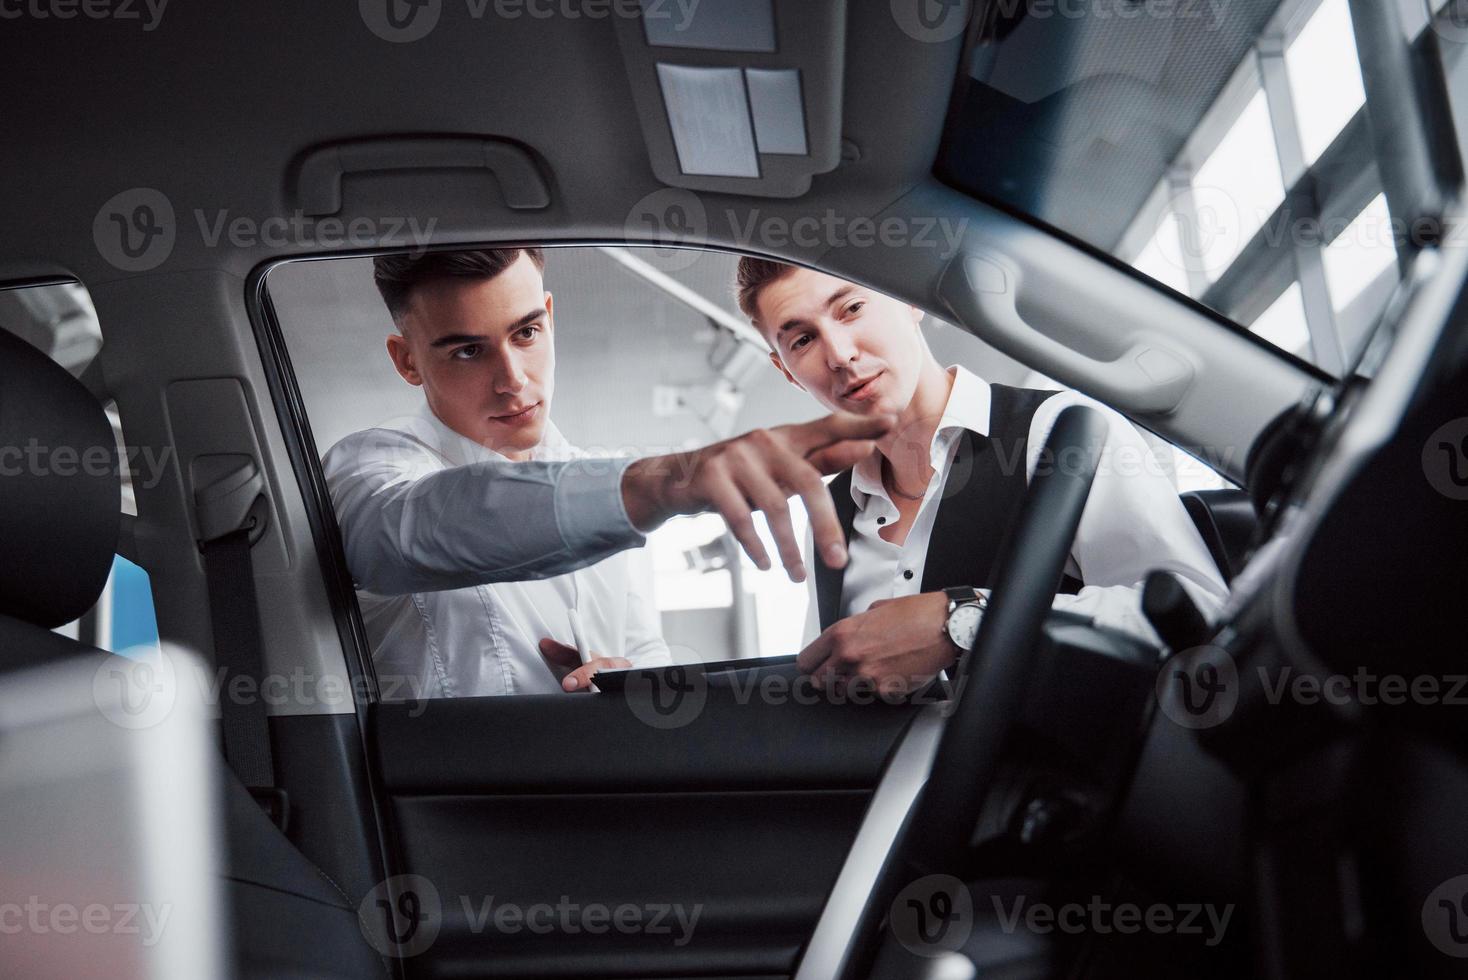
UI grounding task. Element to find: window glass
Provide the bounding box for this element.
[0,281,102,377]
[268,246,1235,685]
[1190,90,1286,283]
[1323,193,1400,313]
[1250,282,1312,358]
[52,555,162,659]
[1286,0,1367,165]
[1132,209,1192,296]
[937,0,1460,375]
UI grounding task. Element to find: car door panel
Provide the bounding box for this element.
[370,665,920,979]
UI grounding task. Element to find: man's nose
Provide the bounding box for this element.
[493,355,527,394]
[824,330,858,371]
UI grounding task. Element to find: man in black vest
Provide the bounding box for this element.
[735,259,1227,696]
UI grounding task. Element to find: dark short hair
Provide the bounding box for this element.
[734,256,798,324]
[373,247,545,322]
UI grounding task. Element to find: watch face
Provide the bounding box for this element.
[947,604,983,650]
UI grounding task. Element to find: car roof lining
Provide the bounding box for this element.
[0,0,1316,480]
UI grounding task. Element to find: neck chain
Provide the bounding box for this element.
[883,456,930,501]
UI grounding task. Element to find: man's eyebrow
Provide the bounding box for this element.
[428,309,546,347]
[429,333,488,348]
[776,286,858,335]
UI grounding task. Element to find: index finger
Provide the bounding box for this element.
[797,469,850,570]
[779,411,894,458]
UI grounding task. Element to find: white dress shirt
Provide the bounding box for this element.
[323,405,670,697]
[804,367,1228,645]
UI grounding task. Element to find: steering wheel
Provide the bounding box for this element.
[795,404,1109,980]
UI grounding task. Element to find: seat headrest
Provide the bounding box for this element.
[0,326,120,628]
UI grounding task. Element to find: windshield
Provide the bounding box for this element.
[936,0,1466,376]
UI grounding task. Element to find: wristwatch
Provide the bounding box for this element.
[943,586,988,654]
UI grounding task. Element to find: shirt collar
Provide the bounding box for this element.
[849,365,992,503]
[409,401,576,468]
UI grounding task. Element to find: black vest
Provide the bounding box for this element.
[814,384,1082,632]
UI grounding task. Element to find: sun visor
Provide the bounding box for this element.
[615,0,845,197]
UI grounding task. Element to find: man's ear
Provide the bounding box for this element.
[768,351,803,390]
[909,304,925,328]
[385,331,423,386]
[544,290,554,329]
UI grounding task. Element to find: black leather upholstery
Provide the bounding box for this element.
[0,326,119,628]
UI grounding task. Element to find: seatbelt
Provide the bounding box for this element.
[194,457,288,830]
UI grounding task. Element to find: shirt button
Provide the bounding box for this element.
[877,517,886,525]
[903,570,914,580]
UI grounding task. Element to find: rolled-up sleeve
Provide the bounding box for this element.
[323,428,646,596]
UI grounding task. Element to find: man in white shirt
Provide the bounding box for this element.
[734,258,1228,695]
[325,248,891,697]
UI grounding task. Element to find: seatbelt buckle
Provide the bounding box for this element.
[248,786,291,833]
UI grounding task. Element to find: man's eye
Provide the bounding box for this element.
[451,344,481,360]
[844,301,865,317]
[515,325,540,341]
[790,333,812,352]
